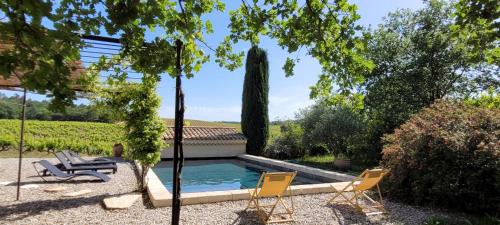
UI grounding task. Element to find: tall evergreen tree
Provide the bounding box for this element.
[241,46,269,155]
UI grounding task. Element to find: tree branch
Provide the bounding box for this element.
[194,37,215,52]
[177,0,188,27]
[241,0,250,14]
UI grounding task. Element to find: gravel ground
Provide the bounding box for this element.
[0,158,457,225]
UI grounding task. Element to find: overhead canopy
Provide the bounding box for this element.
[0,38,89,201]
[0,41,87,91]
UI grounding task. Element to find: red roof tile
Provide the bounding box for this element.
[163,126,246,144]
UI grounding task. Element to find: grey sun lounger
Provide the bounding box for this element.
[55,152,118,174]
[62,150,116,166]
[34,160,111,182]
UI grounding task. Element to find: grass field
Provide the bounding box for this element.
[291,155,363,176]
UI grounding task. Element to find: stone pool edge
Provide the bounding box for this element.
[144,154,356,207]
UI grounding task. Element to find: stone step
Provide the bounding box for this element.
[44,186,67,192]
[103,194,141,209]
[63,189,92,197]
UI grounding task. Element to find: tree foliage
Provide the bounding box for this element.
[226,0,374,102]
[0,1,96,110]
[362,0,498,143]
[96,76,165,190]
[453,0,499,64]
[299,103,365,158]
[0,0,376,109]
[464,88,500,108]
[0,93,112,122]
[241,46,269,156]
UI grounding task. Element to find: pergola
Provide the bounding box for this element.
[1,34,186,224]
[0,35,143,200]
[0,47,87,201]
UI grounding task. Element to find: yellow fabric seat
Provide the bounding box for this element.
[245,172,297,224]
[329,169,387,215]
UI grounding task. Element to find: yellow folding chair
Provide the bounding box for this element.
[328,169,387,215]
[245,171,297,224]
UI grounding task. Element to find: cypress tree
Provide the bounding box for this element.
[241,46,269,155]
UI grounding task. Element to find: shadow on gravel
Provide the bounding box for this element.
[0,192,128,222]
[230,210,264,225]
[326,203,391,225]
[0,194,107,221]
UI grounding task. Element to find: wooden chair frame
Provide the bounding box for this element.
[328,169,387,215]
[245,172,297,224]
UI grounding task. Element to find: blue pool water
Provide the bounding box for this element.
[152,159,323,193]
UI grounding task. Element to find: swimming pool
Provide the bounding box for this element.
[152,159,325,193]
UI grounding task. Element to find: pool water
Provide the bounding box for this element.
[152,159,322,193]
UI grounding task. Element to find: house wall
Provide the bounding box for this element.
[160,144,246,159]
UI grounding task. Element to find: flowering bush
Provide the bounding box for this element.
[381,100,499,213]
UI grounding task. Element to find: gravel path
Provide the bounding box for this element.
[0,158,456,225]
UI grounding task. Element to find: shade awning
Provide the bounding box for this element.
[0,42,87,91]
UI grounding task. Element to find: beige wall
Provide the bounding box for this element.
[161,144,246,159]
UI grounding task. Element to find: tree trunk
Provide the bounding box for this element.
[171,39,184,225]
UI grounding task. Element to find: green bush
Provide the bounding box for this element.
[464,88,500,109]
[381,100,500,213]
[264,121,304,159]
[308,144,330,156]
[299,104,365,158]
[0,136,15,151]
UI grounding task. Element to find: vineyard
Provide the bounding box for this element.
[0,119,125,156]
[0,119,279,157]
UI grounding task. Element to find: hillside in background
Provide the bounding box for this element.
[0,94,112,122]
[163,118,241,130]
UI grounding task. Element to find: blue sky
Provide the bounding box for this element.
[1,0,424,121]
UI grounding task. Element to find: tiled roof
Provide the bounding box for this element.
[164,126,246,145]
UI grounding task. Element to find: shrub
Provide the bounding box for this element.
[309,144,330,156]
[299,104,366,157]
[464,88,500,109]
[381,100,500,213]
[264,121,304,159]
[0,136,15,151]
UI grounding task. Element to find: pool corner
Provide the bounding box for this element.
[146,167,172,207]
[145,154,356,208]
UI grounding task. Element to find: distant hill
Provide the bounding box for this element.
[163,119,242,131]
